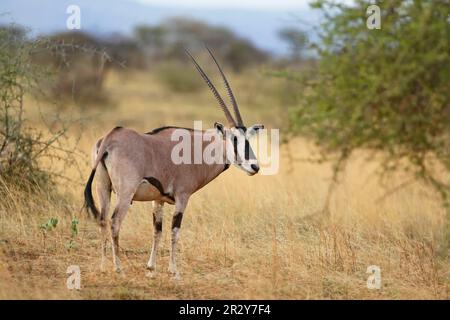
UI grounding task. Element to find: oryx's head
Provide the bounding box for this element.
[186,47,264,176]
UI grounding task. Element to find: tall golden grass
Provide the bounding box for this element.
[0,71,448,299]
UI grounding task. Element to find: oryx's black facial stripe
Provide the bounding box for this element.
[232,134,252,162]
[245,140,250,160]
[233,136,238,161]
[172,212,183,229]
[144,177,175,202]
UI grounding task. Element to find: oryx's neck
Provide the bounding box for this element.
[186,129,230,190]
[145,126,230,193]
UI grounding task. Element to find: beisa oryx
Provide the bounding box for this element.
[84,48,264,277]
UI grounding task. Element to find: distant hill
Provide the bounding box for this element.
[0,0,321,56]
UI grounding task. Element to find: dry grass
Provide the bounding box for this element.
[0,70,449,299]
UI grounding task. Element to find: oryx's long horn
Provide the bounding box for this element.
[206,46,243,126]
[185,49,236,127]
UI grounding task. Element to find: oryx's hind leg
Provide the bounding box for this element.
[146,200,164,277]
[92,141,112,272]
[110,192,134,274]
[96,163,112,272]
[109,172,141,274]
[169,194,190,279]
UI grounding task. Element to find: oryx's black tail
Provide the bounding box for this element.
[84,169,99,220]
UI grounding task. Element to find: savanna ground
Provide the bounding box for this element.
[0,70,449,300]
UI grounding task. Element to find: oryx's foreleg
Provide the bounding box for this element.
[146,200,164,277]
[169,194,189,278]
[96,163,112,272]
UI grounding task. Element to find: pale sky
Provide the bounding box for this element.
[134,0,314,10]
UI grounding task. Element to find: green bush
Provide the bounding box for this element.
[287,0,450,198]
[0,27,80,193]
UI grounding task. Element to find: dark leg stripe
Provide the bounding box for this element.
[111,208,118,220]
[152,213,162,232]
[172,212,183,229]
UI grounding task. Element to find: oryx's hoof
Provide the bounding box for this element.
[146,271,157,278]
[146,265,157,278]
[171,272,181,280]
[168,266,181,280]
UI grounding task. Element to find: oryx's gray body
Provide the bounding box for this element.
[84,48,263,277]
[95,126,227,204]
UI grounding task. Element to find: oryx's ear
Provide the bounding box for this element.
[214,122,225,134]
[247,124,264,137]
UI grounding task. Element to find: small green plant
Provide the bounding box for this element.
[70,217,79,237]
[39,217,58,232]
[66,217,79,250]
[39,217,58,250]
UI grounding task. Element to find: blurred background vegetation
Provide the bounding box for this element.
[1,1,449,207]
